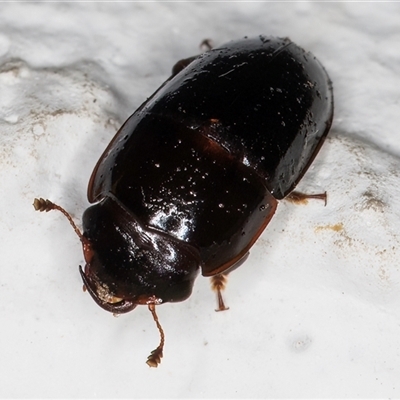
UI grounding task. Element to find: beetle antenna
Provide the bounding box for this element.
[33,198,84,242]
[146,303,165,368]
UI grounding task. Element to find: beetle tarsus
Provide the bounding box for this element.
[286,191,327,206]
[210,274,230,312]
[146,303,165,368]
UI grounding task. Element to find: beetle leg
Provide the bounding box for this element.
[171,39,214,77]
[200,38,213,51]
[210,274,230,312]
[286,191,327,206]
[171,56,198,77]
[146,301,165,368]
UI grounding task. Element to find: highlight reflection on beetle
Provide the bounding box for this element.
[34,35,334,367]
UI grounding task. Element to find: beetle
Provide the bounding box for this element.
[34,35,334,367]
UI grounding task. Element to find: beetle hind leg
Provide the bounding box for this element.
[210,274,229,312]
[286,191,327,206]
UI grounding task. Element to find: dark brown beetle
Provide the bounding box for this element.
[34,35,334,367]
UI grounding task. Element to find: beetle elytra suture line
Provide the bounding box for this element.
[34,35,334,367]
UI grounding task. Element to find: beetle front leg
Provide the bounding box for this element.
[210,274,229,312]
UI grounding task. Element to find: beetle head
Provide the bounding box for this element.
[81,197,201,314]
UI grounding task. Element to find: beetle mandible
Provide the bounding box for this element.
[34,35,334,367]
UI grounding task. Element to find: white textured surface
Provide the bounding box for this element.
[1,3,400,398]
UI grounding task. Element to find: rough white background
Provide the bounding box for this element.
[1,2,400,398]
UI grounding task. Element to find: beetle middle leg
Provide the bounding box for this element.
[210,274,229,312]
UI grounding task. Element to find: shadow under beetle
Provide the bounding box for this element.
[34,35,334,367]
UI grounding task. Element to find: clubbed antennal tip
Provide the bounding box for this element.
[33,197,55,212]
[146,347,163,368]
